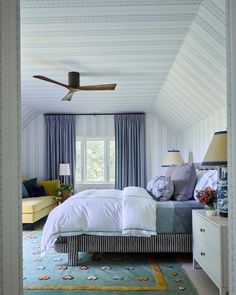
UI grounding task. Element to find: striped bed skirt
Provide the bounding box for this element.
[54,234,192,266]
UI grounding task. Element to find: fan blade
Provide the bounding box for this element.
[78,84,116,91]
[61,90,77,102]
[33,75,70,89]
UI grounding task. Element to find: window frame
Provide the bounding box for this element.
[76,137,115,185]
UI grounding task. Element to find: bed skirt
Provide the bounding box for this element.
[54,234,192,266]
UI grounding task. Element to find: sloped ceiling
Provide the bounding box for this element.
[154,0,226,131]
[20,0,226,132]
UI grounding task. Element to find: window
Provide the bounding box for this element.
[76,138,115,184]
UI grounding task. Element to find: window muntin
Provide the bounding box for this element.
[76,138,115,184]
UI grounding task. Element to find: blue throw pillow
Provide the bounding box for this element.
[22,183,29,198]
[29,186,46,197]
[23,178,37,194]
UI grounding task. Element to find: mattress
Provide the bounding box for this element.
[155,200,203,234]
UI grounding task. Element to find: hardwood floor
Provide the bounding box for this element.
[178,254,220,295]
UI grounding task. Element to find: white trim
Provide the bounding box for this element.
[76,137,115,185]
[227,0,236,293]
[0,0,22,294]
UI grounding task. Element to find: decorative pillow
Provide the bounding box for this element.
[23,178,37,194]
[164,165,177,178]
[151,176,174,201]
[146,176,159,194]
[22,183,29,198]
[194,170,217,200]
[171,163,197,201]
[29,186,46,197]
[37,179,60,196]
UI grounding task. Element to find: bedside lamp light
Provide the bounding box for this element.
[202,131,227,216]
[162,149,184,167]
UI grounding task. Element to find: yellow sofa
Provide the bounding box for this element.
[22,179,59,224]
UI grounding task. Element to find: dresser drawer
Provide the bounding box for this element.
[193,212,220,253]
[193,237,221,284]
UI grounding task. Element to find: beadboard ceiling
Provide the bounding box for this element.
[21,0,226,132]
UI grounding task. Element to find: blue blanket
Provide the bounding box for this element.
[156,200,203,234]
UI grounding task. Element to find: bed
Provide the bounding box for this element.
[41,186,204,266]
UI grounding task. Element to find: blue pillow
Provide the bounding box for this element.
[23,178,37,194]
[29,186,46,197]
[22,183,29,198]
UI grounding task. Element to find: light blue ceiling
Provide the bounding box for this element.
[20,0,226,131]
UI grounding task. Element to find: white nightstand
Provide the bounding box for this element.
[192,210,228,295]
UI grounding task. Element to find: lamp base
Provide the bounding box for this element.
[219,211,228,217]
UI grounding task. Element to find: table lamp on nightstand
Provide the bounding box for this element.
[202,131,227,217]
[162,149,184,167]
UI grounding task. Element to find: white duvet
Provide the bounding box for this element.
[41,187,157,254]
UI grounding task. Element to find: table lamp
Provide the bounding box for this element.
[162,149,184,167]
[59,163,70,184]
[202,131,227,217]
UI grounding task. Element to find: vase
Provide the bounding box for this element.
[205,205,216,216]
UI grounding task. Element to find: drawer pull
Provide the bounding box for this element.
[200,252,205,256]
[200,228,205,233]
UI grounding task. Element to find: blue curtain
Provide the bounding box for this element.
[114,114,146,190]
[45,115,76,186]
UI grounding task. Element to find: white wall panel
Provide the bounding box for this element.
[22,114,45,180]
[180,107,227,163]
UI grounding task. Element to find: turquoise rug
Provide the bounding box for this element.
[23,230,198,294]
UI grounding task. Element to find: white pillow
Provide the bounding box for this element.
[194,170,218,200]
[123,186,151,198]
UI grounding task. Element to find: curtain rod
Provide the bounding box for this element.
[44,112,145,116]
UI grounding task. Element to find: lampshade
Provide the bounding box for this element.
[162,150,184,167]
[202,131,227,166]
[59,163,70,176]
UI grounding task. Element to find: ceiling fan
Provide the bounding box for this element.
[33,71,117,101]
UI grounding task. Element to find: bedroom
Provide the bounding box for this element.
[1,0,236,295]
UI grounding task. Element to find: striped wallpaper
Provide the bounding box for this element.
[22,114,45,180]
[22,113,178,182]
[154,0,226,132]
[146,114,179,181]
[179,107,227,163]
[21,108,226,182]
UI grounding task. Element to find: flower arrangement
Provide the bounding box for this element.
[196,187,217,209]
[54,183,73,203]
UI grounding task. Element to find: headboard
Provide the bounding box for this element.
[193,163,219,171]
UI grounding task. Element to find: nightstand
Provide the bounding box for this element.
[192,210,228,295]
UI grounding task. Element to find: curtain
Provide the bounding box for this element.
[45,115,76,186]
[114,114,146,189]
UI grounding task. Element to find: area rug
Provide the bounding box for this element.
[23,230,198,295]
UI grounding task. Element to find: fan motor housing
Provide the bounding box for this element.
[68,71,80,87]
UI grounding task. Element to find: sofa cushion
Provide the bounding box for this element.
[29,186,46,197]
[171,163,197,201]
[23,178,37,194]
[22,183,29,198]
[22,196,56,214]
[37,179,60,196]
